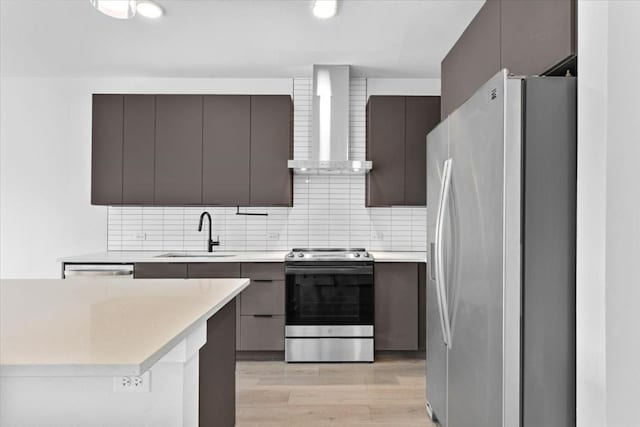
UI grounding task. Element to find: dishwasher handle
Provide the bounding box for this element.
[64,264,134,279]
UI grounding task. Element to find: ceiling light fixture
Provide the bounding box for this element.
[137,0,164,19]
[90,0,137,20]
[313,0,337,19]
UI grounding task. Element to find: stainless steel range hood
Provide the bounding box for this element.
[288,65,372,174]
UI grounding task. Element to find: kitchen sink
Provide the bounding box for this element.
[156,253,235,258]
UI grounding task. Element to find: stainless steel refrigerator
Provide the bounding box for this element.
[426,69,576,427]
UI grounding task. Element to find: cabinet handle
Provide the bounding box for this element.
[252,279,274,283]
[253,314,274,318]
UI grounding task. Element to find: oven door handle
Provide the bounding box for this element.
[285,266,373,275]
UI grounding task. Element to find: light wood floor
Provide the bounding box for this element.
[236,355,436,427]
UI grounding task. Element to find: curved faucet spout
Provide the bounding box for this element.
[198,211,219,252]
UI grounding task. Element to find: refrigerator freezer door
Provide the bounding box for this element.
[426,120,450,426]
[445,70,521,427]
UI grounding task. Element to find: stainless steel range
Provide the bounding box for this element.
[284,249,374,362]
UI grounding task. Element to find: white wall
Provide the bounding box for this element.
[577,1,640,426]
[0,77,292,278]
[576,1,608,424]
[604,2,640,425]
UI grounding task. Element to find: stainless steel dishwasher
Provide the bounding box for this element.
[63,264,134,279]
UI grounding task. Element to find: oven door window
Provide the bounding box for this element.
[286,268,373,325]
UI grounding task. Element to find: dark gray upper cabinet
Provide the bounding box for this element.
[202,95,251,206]
[367,96,440,206]
[123,95,155,205]
[366,96,406,207]
[92,94,292,207]
[91,95,123,205]
[500,0,576,76]
[154,95,203,205]
[441,0,576,118]
[249,95,293,207]
[404,97,441,205]
[374,262,419,351]
[440,0,501,119]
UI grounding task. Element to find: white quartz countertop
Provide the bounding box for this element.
[0,278,249,377]
[59,251,426,264]
[369,251,427,263]
[59,251,289,264]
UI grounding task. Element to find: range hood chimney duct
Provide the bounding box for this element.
[288,65,372,174]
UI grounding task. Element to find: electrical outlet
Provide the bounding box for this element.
[134,232,147,241]
[267,232,280,241]
[372,231,385,241]
[113,371,150,393]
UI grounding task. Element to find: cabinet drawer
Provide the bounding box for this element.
[240,315,285,351]
[241,263,284,280]
[188,263,240,278]
[134,263,187,278]
[241,280,284,315]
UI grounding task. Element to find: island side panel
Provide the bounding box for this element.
[199,299,236,427]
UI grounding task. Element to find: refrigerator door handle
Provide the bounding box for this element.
[435,158,453,349]
[434,158,453,348]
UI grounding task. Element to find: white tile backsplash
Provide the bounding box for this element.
[107,78,427,252]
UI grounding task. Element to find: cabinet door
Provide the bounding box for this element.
[187,262,240,279]
[154,95,203,205]
[440,0,501,118]
[240,281,285,315]
[501,0,576,75]
[123,95,155,204]
[249,95,293,207]
[374,263,419,350]
[202,96,251,206]
[134,263,187,279]
[91,94,123,205]
[404,97,441,206]
[418,263,427,351]
[366,96,406,207]
[240,315,285,351]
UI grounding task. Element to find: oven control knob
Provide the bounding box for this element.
[363,252,369,257]
[287,253,294,257]
[354,253,360,257]
[297,253,304,258]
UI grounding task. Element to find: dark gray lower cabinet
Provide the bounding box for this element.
[418,263,426,351]
[187,262,241,279]
[374,263,419,351]
[240,280,285,315]
[240,315,285,351]
[199,299,236,427]
[239,263,285,351]
[134,262,187,279]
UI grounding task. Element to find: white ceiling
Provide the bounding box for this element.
[0,0,483,78]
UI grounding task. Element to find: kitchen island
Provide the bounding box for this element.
[0,277,249,427]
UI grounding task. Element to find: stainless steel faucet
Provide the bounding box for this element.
[198,211,220,252]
